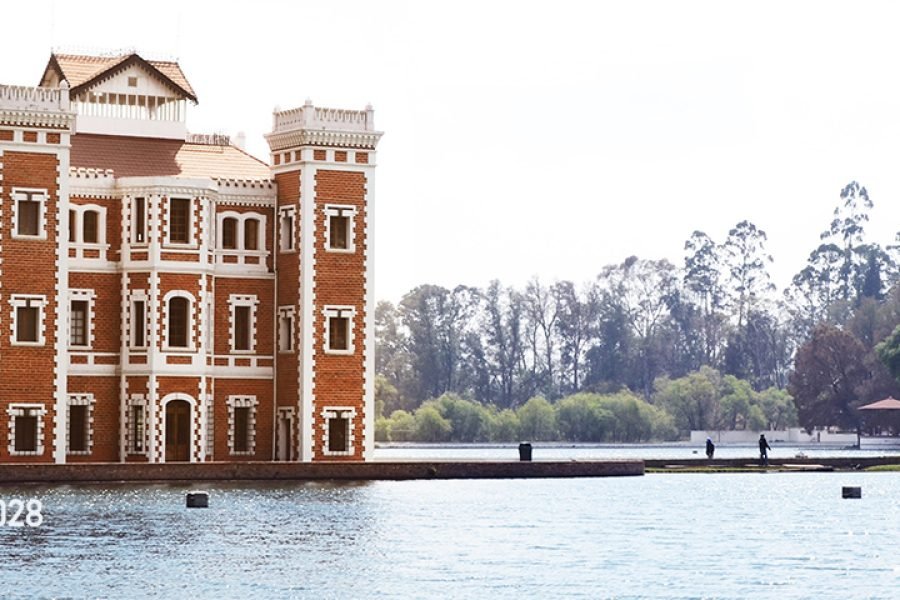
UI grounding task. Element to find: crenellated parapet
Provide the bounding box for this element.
[0,83,74,130]
[265,99,382,152]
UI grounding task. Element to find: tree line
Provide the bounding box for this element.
[375,181,900,441]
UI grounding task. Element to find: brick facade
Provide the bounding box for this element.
[0,52,381,464]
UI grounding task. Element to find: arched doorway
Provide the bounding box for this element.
[165,400,191,462]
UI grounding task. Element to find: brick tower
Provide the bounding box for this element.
[266,100,381,461]
[0,52,380,464]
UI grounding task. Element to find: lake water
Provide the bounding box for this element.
[1,464,898,598]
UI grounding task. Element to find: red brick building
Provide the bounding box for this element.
[0,52,380,463]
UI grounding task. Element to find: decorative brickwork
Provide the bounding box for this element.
[0,54,380,465]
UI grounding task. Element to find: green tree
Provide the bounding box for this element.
[414,404,452,441]
[387,410,416,442]
[875,324,900,384]
[434,394,489,442]
[757,387,798,430]
[556,394,613,441]
[488,409,521,442]
[653,366,721,433]
[516,396,557,441]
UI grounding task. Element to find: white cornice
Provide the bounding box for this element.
[264,129,383,152]
[0,110,75,129]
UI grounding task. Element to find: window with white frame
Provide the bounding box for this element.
[131,293,148,349]
[7,404,47,456]
[229,295,258,353]
[67,394,94,455]
[167,197,192,245]
[279,206,295,252]
[321,407,356,456]
[126,397,146,454]
[69,289,95,349]
[324,204,357,252]
[323,305,355,354]
[68,204,107,246]
[217,211,266,254]
[131,197,147,245]
[278,306,295,353]
[9,295,47,346]
[227,396,258,455]
[164,291,193,350]
[12,188,48,239]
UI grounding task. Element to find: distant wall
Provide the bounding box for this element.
[690,429,858,445]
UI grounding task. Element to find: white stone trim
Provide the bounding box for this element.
[9,294,47,346]
[68,288,96,349]
[11,187,48,240]
[228,294,259,354]
[66,393,94,455]
[7,403,47,456]
[323,305,356,355]
[278,205,296,253]
[215,210,268,269]
[324,204,357,253]
[162,290,195,351]
[68,203,108,260]
[226,395,258,455]
[362,170,375,460]
[278,305,295,353]
[321,406,357,456]
[163,196,197,247]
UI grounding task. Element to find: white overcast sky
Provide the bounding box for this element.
[3,0,900,302]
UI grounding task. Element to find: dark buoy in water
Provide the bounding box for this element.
[187,491,209,508]
[842,486,862,499]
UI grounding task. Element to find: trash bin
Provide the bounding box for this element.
[518,442,532,462]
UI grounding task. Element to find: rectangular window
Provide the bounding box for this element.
[17,196,40,236]
[244,219,259,250]
[132,300,146,348]
[70,300,88,346]
[328,416,349,452]
[234,407,250,453]
[16,306,39,343]
[82,211,98,244]
[133,197,146,244]
[329,215,349,249]
[234,306,250,351]
[222,218,237,249]
[279,208,295,251]
[69,405,88,452]
[169,198,191,244]
[69,210,77,242]
[15,414,38,452]
[328,316,348,351]
[129,404,144,453]
[279,312,293,352]
[168,297,189,348]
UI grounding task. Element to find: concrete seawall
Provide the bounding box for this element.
[645,457,900,469]
[0,460,644,484]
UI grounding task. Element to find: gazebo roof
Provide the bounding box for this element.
[858,397,900,411]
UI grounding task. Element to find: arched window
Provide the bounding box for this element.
[82,210,99,244]
[221,217,237,249]
[244,219,259,251]
[168,296,189,348]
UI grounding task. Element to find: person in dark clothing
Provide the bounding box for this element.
[759,434,771,466]
[705,437,715,459]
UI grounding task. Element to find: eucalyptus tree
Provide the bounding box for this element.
[683,230,728,366]
[399,284,479,402]
[554,280,600,394]
[722,220,775,329]
[481,280,529,408]
[599,256,679,399]
[818,181,873,303]
[523,277,560,398]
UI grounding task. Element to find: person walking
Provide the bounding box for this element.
[705,437,715,459]
[759,433,771,466]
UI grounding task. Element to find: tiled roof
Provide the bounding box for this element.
[70,134,271,181]
[44,53,197,101]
